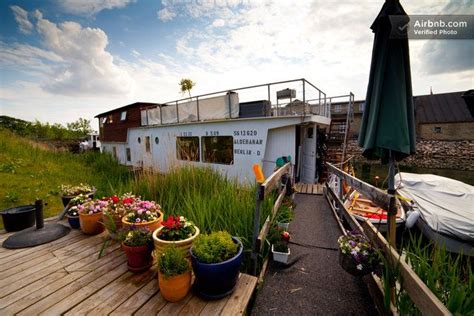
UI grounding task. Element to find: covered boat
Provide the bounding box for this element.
[395,172,474,256]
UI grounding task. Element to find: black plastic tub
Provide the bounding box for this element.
[0,205,36,232]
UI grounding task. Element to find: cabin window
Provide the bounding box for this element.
[202,136,233,165]
[112,146,117,159]
[108,115,113,124]
[145,136,151,152]
[101,117,107,126]
[307,127,314,139]
[155,137,159,145]
[126,148,131,162]
[138,137,141,144]
[434,126,442,133]
[176,137,200,161]
[121,111,127,121]
[359,102,365,112]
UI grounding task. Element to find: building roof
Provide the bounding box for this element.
[94,102,160,118]
[415,91,473,124]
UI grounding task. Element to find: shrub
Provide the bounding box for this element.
[119,227,153,247]
[192,231,238,264]
[157,246,190,278]
[274,205,294,223]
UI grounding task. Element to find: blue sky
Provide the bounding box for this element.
[0,0,472,129]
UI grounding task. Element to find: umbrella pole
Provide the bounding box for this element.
[387,150,397,248]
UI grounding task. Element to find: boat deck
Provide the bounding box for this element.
[0,226,257,315]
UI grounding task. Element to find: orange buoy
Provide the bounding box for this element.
[252,164,265,183]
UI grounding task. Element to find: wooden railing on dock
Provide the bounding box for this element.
[324,164,451,316]
[251,162,291,276]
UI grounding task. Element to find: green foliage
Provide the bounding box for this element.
[274,204,294,223]
[192,231,239,264]
[66,118,93,136]
[119,227,153,247]
[179,78,195,97]
[157,246,190,278]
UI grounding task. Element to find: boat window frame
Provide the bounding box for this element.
[201,135,234,165]
[176,136,200,162]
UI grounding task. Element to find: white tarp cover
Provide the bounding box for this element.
[395,172,474,242]
[161,105,178,124]
[147,108,161,125]
[177,100,198,122]
[140,110,148,126]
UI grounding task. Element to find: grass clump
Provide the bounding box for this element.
[191,231,239,264]
[274,204,294,224]
[157,246,190,278]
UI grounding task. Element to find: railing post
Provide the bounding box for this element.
[227,92,232,119]
[302,79,306,113]
[196,96,200,121]
[251,185,263,276]
[159,105,163,125]
[176,101,179,123]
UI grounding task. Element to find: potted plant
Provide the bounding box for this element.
[337,231,380,276]
[60,183,95,207]
[190,231,243,299]
[120,226,153,272]
[274,205,294,230]
[65,194,89,229]
[122,200,164,232]
[77,199,108,235]
[157,246,192,302]
[103,193,139,240]
[152,215,199,254]
[269,226,291,264]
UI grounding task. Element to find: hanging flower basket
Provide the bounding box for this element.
[338,250,372,276]
[337,231,380,277]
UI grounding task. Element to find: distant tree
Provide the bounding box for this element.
[179,78,196,98]
[67,118,93,137]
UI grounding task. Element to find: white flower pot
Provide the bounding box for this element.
[271,245,290,264]
[277,222,289,230]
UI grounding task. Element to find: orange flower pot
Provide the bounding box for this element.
[102,213,123,240]
[158,270,192,302]
[121,210,164,233]
[79,212,105,235]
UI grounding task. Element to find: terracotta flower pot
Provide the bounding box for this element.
[158,270,192,302]
[79,212,105,235]
[152,225,200,255]
[102,213,123,240]
[121,210,164,232]
[122,243,153,272]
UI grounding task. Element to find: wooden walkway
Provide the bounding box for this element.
[294,183,323,195]
[0,226,257,315]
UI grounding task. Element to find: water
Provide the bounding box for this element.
[353,162,474,188]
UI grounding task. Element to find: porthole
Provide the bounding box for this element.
[155,137,159,145]
[138,137,141,144]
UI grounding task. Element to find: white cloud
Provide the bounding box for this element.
[211,19,225,28]
[157,8,176,22]
[58,0,133,15]
[131,49,141,57]
[31,10,133,96]
[10,5,33,34]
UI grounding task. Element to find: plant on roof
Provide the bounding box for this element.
[191,231,239,264]
[179,78,195,98]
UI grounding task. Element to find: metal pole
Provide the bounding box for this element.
[196,96,200,121]
[176,101,179,123]
[387,150,397,248]
[319,90,322,115]
[159,105,163,125]
[251,186,262,276]
[35,200,44,229]
[302,79,306,113]
[228,92,232,118]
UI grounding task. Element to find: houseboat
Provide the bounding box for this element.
[96,79,352,184]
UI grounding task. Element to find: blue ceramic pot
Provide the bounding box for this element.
[190,237,243,299]
[67,215,80,229]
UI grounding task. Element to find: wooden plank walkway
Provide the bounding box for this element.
[0,225,257,315]
[294,183,324,195]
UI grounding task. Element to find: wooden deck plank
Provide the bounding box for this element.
[76,267,158,315]
[134,292,167,316]
[110,278,159,316]
[178,295,207,315]
[156,292,192,316]
[0,251,57,280]
[221,274,258,316]
[39,262,129,315]
[198,297,228,315]
[18,252,125,316]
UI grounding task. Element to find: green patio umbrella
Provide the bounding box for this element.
[358,0,416,245]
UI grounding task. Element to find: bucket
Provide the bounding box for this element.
[0,205,36,232]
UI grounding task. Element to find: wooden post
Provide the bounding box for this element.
[387,152,396,248]
[251,185,262,276]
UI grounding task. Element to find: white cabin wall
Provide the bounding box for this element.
[262,126,295,178]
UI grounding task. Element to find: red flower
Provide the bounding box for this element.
[111,195,120,203]
[123,198,134,204]
[282,231,290,242]
[161,215,182,230]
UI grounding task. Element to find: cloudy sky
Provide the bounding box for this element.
[0,0,472,129]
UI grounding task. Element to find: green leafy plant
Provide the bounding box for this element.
[192,231,238,264]
[119,226,153,247]
[60,183,94,196]
[274,205,294,224]
[159,215,196,241]
[157,246,190,278]
[268,226,290,253]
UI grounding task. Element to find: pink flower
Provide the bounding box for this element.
[135,218,141,223]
